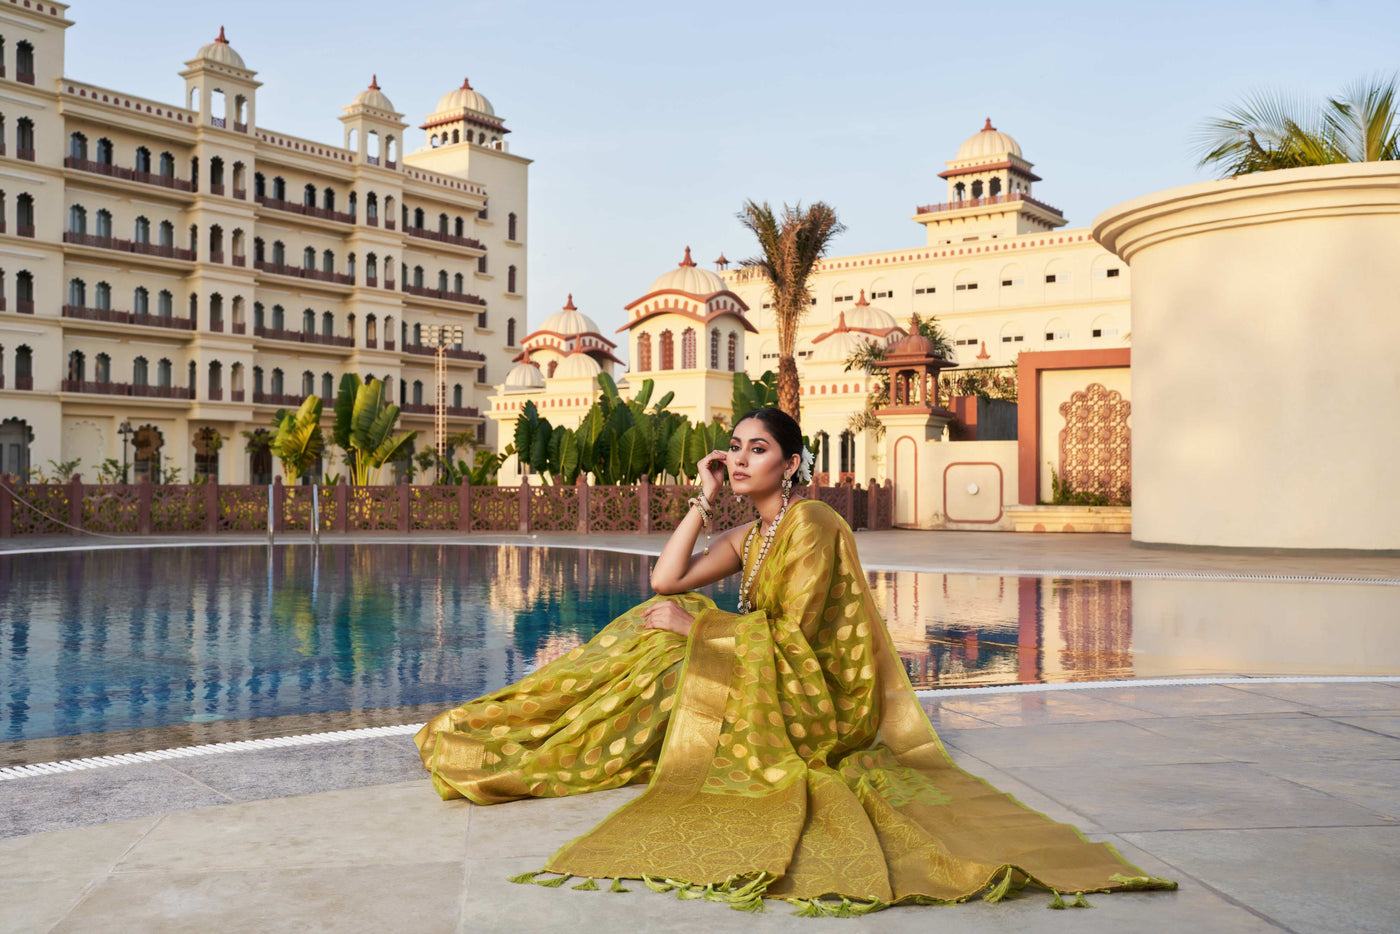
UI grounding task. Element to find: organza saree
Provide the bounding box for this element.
[415,499,1174,913]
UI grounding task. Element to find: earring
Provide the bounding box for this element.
[782,473,793,506]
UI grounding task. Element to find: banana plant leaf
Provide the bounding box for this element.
[557,430,581,483]
[530,416,553,474]
[333,373,362,450]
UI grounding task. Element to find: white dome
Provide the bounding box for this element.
[846,291,898,331]
[195,28,247,70]
[649,247,726,296]
[503,362,544,390]
[352,76,396,112]
[955,118,1022,160]
[435,78,495,116]
[538,295,601,336]
[552,352,602,380]
[811,327,876,364]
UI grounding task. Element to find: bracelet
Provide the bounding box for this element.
[686,496,714,555]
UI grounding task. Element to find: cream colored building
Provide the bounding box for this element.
[722,119,1133,483]
[0,5,530,483]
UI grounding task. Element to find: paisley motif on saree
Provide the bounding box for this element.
[415,499,1175,909]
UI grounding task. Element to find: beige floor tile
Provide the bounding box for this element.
[0,815,158,882]
[116,780,470,873]
[51,860,463,934]
[936,690,1159,727]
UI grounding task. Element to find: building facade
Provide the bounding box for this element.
[0,4,529,483]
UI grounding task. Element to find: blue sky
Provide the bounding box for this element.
[63,0,1400,333]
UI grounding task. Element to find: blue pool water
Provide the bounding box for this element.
[1,544,1397,744]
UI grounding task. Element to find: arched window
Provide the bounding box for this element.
[301,370,314,397]
[95,353,111,384]
[134,287,149,316]
[412,380,424,405]
[321,311,334,337]
[134,216,151,243]
[303,183,316,207]
[454,216,464,237]
[727,332,738,371]
[272,240,285,265]
[989,177,1002,196]
[208,293,223,329]
[302,308,315,333]
[303,246,315,269]
[366,314,378,344]
[413,207,425,229]
[507,318,516,346]
[840,431,855,475]
[68,204,87,234]
[135,147,151,173]
[253,366,264,395]
[15,40,34,82]
[954,181,965,201]
[547,360,558,378]
[254,172,266,198]
[438,212,449,234]
[158,290,173,319]
[159,221,174,248]
[508,212,518,240]
[438,270,449,292]
[637,332,652,371]
[95,138,114,165]
[710,330,720,369]
[453,272,464,293]
[69,131,88,161]
[681,329,696,369]
[271,368,285,395]
[413,265,424,288]
[67,349,86,383]
[272,176,286,201]
[67,277,86,308]
[15,345,33,383]
[209,156,224,189]
[348,191,357,218]
[157,358,173,388]
[95,209,112,239]
[322,187,335,211]
[133,356,149,386]
[322,249,334,273]
[347,252,356,278]
[321,372,334,399]
[413,322,422,345]
[366,192,378,223]
[507,265,517,293]
[16,118,34,160]
[159,152,175,178]
[189,224,198,254]
[453,384,463,408]
[16,270,33,311]
[272,304,285,330]
[94,281,111,310]
[659,331,674,370]
[971,179,984,199]
[253,302,265,330]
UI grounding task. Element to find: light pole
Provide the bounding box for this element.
[425,324,465,482]
[118,420,135,484]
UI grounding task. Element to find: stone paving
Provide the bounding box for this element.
[2,531,1399,932]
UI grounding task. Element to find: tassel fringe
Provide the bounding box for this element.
[572,878,600,891]
[1109,873,1179,891]
[1048,890,1067,910]
[609,877,631,893]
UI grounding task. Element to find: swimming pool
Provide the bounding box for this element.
[1,543,1398,746]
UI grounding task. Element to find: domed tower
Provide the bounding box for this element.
[517,294,623,379]
[420,78,510,150]
[913,119,1066,244]
[340,76,408,167]
[619,247,757,423]
[180,27,261,131]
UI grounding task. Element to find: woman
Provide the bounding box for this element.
[415,408,1173,914]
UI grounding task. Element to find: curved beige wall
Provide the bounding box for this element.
[1094,162,1400,550]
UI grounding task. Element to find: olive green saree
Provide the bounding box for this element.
[415,499,1174,913]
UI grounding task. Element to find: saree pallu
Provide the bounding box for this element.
[415,499,1174,912]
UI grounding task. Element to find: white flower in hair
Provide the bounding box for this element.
[797,446,815,483]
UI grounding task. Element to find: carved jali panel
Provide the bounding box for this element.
[1057,382,1131,504]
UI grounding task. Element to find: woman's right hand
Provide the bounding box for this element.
[696,449,727,502]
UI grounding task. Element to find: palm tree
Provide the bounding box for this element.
[1197,75,1400,177]
[737,200,845,419]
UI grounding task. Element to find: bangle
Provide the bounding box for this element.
[686,496,713,554]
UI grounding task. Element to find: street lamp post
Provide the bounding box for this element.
[424,324,465,483]
[118,420,135,484]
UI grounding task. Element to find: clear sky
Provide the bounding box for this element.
[62,0,1400,335]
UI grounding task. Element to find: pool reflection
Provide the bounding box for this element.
[0,545,1397,744]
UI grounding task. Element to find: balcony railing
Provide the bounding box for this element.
[65,231,196,261]
[384,339,396,351]
[366,156,379,166]
[15,376,34,390]
[232,255,246,267]
[209,183,225,196]
[65,157,195,192]
[253,390,316,407]
[231,389,246,402]
[365,336,378,349]
[209,318,224,333]
[400,283,486,306]
[17,71,34,86]
[233,187,247,200]
[16,300,33,314]
[234,122,248,134]
[17,147,34,162]
[367,215,379,227]
[209,251,225,264]
[914,191,1064,217]
[255,195,356,225]
[253,259,355,286]
[385,219,396,230]
[17,224,35,237]
[232,322,247,335]
[62,305,195,331]
[253,324,355,348]
[402,342,486,362]
[211,117,226,129]
[399,402,482,418]
[208,387,224,400]
[62,380,194,399]
[365,275,377,288]
[405,227,486,251]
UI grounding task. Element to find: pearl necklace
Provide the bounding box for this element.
[737,501,787,614]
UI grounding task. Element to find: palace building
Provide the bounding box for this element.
[0,3,530,483]
[489,119,1129,487]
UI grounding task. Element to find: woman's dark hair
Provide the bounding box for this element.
[732,407,803,460]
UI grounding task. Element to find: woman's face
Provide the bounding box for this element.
[726,421,796,497]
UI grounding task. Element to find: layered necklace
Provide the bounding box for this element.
[737,501,788,615]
